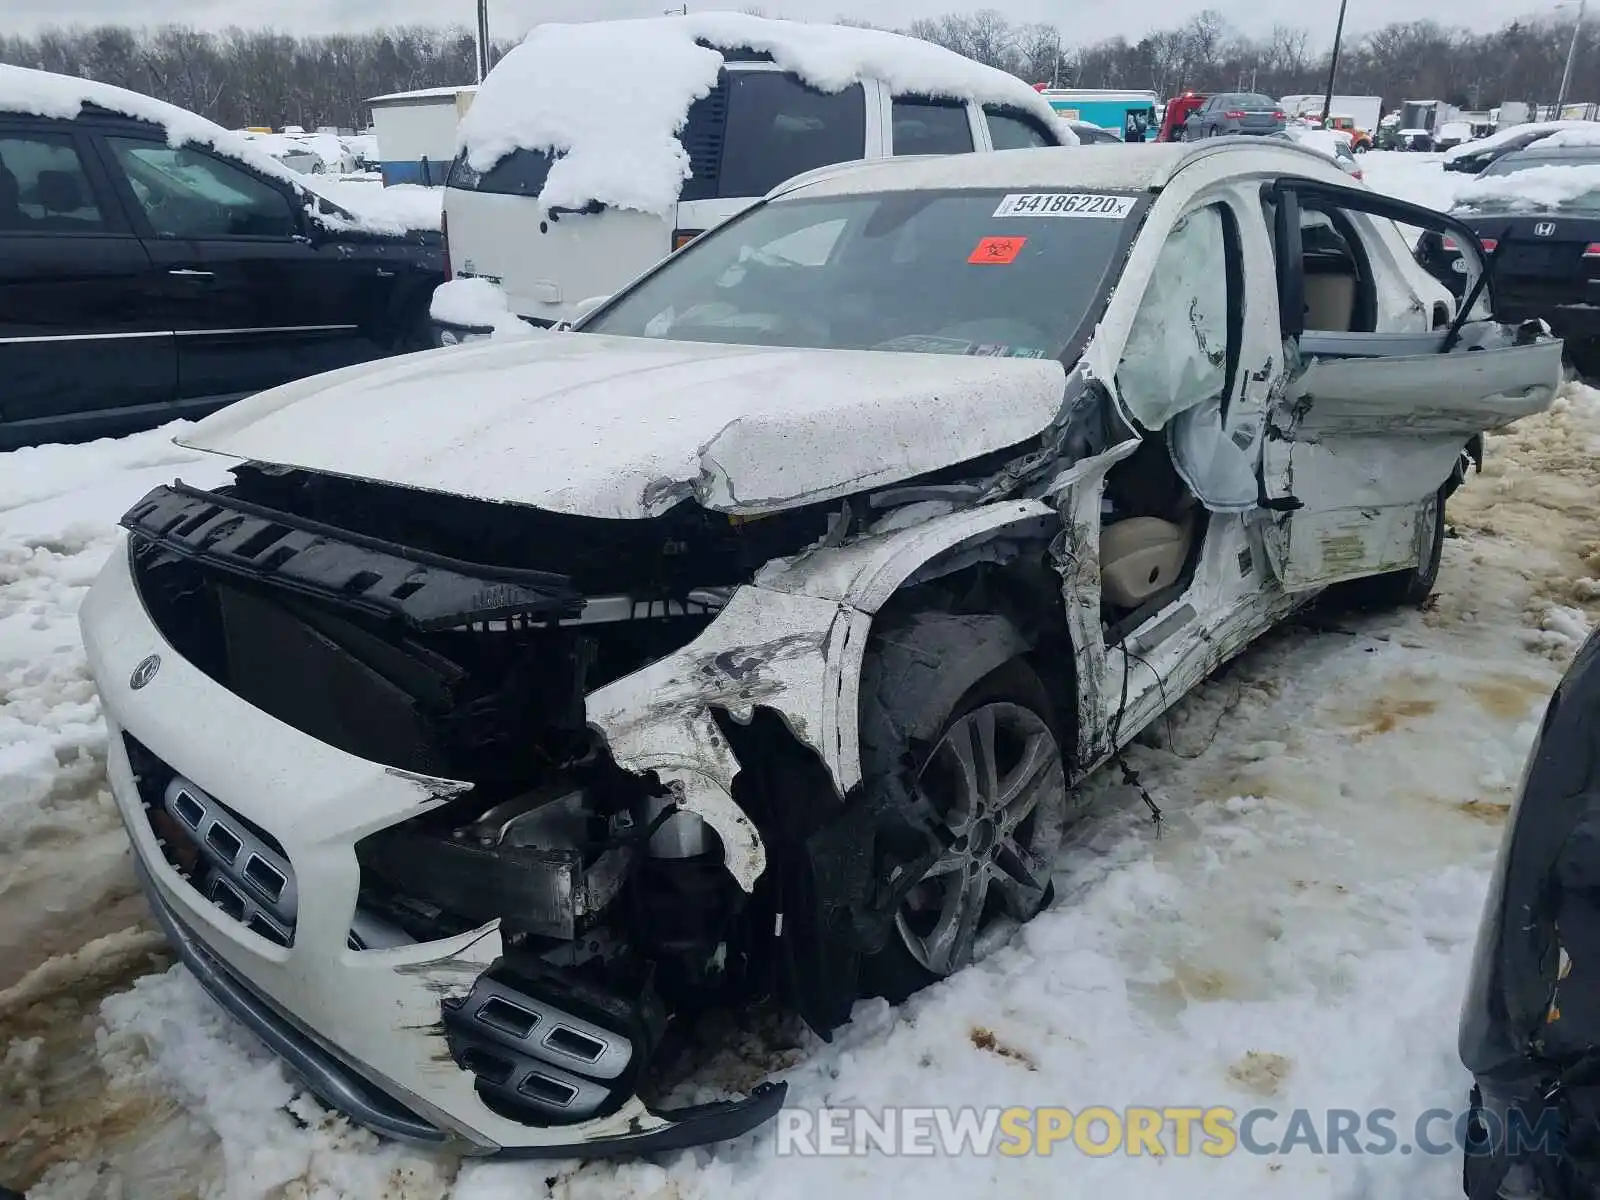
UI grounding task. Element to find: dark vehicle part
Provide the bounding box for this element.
[442,953,664,1126]
[0,104,443,450]
[1460,627,1600,1198]
[853,611,1070,1000]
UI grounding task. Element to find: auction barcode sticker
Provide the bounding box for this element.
[992,193,1135,218]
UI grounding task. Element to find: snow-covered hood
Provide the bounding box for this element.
[178,334,1068,520]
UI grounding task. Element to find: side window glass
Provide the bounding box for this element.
[983,107,1054,150]
[892,97,975,155]
[106,138,297,239]
[1116,203,1233,431]
[715,74,866,198]
[0,133,106,232]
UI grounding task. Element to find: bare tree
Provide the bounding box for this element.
[0,10,1593,133]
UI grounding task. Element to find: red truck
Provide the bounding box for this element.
[1158,92,1208,141]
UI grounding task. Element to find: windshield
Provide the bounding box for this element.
[582,188,1141,359]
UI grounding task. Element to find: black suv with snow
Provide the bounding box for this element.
[0,101,443,450]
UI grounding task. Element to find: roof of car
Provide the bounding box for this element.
[776,139,1341,200]
[1498,143,1600,164]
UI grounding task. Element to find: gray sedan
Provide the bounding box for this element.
[1183,92,1286,139]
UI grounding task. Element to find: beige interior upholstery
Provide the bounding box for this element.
[1100,513,1195,609]
[1304,273,1357,332]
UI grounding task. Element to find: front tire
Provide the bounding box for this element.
[858,627,1070,1003]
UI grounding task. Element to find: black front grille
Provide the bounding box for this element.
[123,484,598,785]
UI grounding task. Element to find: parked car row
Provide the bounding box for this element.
[1417,141,1600,375]
[2,32,1401,449]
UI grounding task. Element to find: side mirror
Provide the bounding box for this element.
[571,294,611,323]
[296,203,325,244]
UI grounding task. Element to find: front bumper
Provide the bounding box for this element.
[135,852,785,1155]
[84,541,788,1156]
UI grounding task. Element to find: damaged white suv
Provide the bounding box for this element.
[81,139,1561,1157]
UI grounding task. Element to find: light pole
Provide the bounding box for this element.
[475,0,490,83]
[1557,0,1588,116]
[1321,0,1350,128]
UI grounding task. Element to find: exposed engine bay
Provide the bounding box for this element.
[118,462,975,1129]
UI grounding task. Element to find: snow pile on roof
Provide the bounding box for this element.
[1457,163,1600,211]
[0,64,307,189]
[456,12,1072,216]
[0,65,433,234]
[1443,119,1600,161]
[1534,125,1600,149]
[1285,127,1352,157]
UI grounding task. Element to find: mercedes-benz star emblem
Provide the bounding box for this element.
[1534,222,1557,237]
[129,654,161,690]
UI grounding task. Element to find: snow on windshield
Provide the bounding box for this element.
[1457,161,1600,211]
[0,64,432,235]
[456,12,1072,217]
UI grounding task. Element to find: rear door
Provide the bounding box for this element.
[96,132,366,401]
[1257,178,1564,592]
[675,66,877,246]
[980,105,1064,150]
[888,94,979,156]
[0,118,174,445]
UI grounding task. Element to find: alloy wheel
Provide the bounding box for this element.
[894,702,1069,977]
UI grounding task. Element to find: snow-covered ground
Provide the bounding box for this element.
[2,149,1596,1200]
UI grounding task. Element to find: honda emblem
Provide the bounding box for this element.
[1534,221,1557,237]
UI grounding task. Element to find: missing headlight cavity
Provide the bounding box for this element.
[122,472,846,789]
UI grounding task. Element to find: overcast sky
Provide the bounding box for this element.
[7,0,1551,45]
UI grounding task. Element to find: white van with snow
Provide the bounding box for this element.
[432,13,1074,339]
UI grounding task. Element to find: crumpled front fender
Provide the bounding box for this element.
[584,585,863,891]
[584,500,1064,890]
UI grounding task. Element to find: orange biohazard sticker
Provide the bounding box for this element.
[969,236,1026,264]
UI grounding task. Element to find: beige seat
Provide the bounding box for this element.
[1304,272,1357,332]
[1100,513,1196,610]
